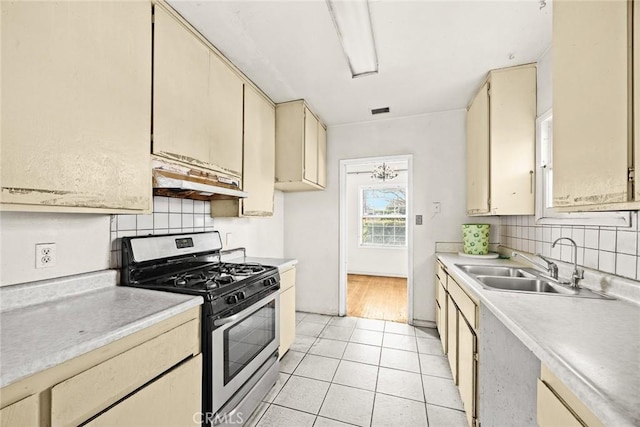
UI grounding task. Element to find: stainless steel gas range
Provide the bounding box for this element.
[121,231,280,426]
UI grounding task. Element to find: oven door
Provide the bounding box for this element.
[211,291,279,415]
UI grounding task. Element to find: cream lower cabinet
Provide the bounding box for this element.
[0,308,201,427]
[275,100,327,191]
[279,267,297,358]
[0,1,152,213]
[212,85,276,217]
[466,64,536,216]
[438,263,479,427]
[153,4,243,179]
[0,394,38,427]
[537,365,604,427]
[553,0,636,211]
[436,262,448,353]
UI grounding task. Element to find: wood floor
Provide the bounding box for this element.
[347,274,408,323]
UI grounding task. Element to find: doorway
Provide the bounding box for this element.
[339,155,413,324]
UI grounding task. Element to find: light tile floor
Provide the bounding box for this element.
[245,312,467,427]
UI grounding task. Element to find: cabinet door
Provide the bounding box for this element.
[0,394,38,427]
[209,54,244,177]
[458,315,477,427]
[553,0,629,208]
[85,355,201,427]
[279,286,296,359]
[490,66,536,215]
[317,124,327,188]
[242,87,275,216]
[466,82,490,215]
[303,108,319,184]
[1,1,151,211]
[153,6,212,169]
[446,298,458,383]
[439,288,448,354]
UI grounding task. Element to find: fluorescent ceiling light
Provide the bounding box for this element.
[326,0,378,78]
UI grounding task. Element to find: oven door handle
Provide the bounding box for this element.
[214,312,244,327]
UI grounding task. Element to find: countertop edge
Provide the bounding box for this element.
[226,256,298,273]
[437,253,637,427]
[0,294,203,388]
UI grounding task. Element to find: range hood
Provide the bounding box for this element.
[152,159,248,200]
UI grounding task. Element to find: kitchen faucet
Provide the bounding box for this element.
[511,251,559,280]
[552,237,584,288]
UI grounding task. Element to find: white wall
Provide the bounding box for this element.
[347,167,408,277]
[214,191,285,258]
[284,110,500,321]
[0,212,111,286]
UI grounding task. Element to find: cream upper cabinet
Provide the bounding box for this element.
[303,108,319,184]
[466,64,536,216]
[553,0,635,210]
[466,82,491,214]
[209,53,244,178]
[153,5,243,178]
[241,86,276,216]
[275,100,327,191]
[317,124,328,188]
[0,1,152,213]
[212,86,276,217]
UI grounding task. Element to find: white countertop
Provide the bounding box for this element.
[437,253,640,426]
[226,256,298,273]
[0,271,203,388]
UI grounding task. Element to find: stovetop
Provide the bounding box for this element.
[136,262,273,294]
[120,232,280,309]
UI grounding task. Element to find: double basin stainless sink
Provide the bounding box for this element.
[455,264,612,299]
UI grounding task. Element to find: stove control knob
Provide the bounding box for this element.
[226,294,238,304]
[263,279,270,286]
[237,291,246,301]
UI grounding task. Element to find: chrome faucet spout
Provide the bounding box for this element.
[512,251,558,280]
[552,237,584,288]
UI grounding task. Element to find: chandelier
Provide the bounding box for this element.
[370,163,398,182]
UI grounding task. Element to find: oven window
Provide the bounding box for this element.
[224,300,276,384]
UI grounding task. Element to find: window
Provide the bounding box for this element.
[360,186,406,247]
[536,109,630,226]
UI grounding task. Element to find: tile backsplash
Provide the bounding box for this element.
[500,213,640,281]
[110,196,215,268]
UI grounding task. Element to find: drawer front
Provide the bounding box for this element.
[0,394,38,427]
[280,267,296,292]
[537,380,582,427]
[437,261,447,287]
[436,276,446,306]
[540,365,604,427]
[86,354,202,427]
[51,318,200,427]
[448,278,477,330]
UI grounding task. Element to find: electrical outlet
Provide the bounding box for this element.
[35,243,56,268]
[432,202,441,214]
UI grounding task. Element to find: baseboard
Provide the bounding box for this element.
[347,271,408,278]
[412,319,436,328]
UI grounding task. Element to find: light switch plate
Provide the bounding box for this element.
[416,215,423,225]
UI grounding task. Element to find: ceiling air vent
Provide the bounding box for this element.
[371,107,390,115]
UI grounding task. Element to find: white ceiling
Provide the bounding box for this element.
[168,0,552,126]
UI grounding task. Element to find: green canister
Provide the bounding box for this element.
[462,224,491,255]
